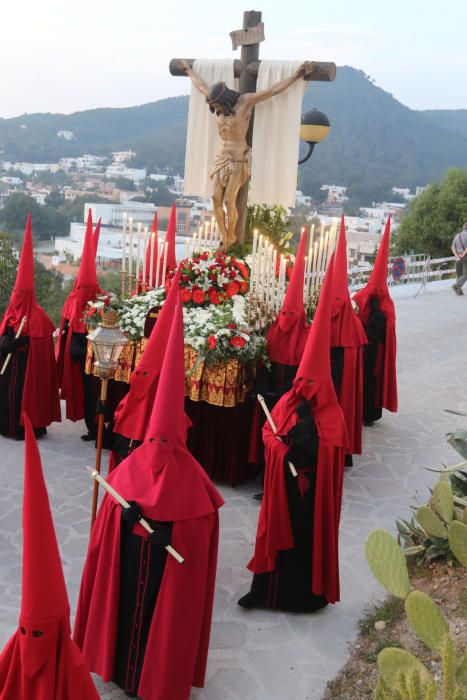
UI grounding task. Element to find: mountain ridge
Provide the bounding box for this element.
[1,67,466,202]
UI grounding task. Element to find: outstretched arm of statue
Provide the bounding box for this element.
[244,61,317,107]
[179,59,209,97]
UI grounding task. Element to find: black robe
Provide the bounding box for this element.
[238,400,329,612]
[68,329,98,437]
[113,510,172,696]
[0,328,31,438]
[362,300,387,424]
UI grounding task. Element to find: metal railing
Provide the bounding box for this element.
[348,255,456,292]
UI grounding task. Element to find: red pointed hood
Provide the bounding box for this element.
[108,295,224,520]
[330,217,367,347]
[161,203,177,278]
[352,217,395,325]
[21,414,70,623]
[266,229,310,366]
[61,209,100,332]
[287,254,347,447]
[0,215,54,338]
[76,209,98,289]
[92,218,101,258]
[113,265,182,440]
[144,213,159,287]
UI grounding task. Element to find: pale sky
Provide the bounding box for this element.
[1,0,465,118]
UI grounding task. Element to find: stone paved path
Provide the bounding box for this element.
[0,282,466,699]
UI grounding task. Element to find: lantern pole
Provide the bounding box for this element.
[90,377,109,530]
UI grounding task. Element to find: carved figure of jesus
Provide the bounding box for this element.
[181,60,317,249]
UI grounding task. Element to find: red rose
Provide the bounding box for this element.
[226,281,240,298]
[181,274,190,282]
[180,288,192,303]
[238,280,247,294]
[286,266,292,280]
[89,307,98,315]
[201,252,209,261]
[230,336,246,348]
[228,322,237,329]
[193,289,206,304]
[208,335,217,349]
[208,289,221,305]
[234,261,249,279]
[228,269,237,279]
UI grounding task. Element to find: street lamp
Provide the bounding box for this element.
[298,109,330,165]
[87,312,127,531]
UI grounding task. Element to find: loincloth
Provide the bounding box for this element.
[210,149,251,188]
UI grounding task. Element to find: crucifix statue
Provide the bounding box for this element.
[170,10,336,249]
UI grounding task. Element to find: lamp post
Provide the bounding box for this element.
[87,310,127,531]
[298,109,330,165]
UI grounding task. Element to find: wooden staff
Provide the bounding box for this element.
[87,466,185,564]
[257,394,297,477]
[1,316,27,376]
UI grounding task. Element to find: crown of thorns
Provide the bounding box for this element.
[206,83,227,104]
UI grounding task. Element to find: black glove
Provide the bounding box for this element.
[121,501,142,528]
[149,525,172,549]
[0,335,30,355]
[286,399,319,469]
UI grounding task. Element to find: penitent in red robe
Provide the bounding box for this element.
[74,296,224,700]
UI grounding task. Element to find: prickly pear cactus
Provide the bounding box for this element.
[365,529,411,599]
[431,481,454,523]
[448,520,467,567]
[416,505,448,538]
[456,651,467,686]
[463,508,467,525]
[377,648,431,686]
[405,590,449,651]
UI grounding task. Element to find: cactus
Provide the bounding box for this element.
[365,529,411,600]
[463,508,467,525]
[374,671,436,700]
[405,590,449,651]
[377,648,431,686]
[416,505,448,538]
[431,481,454,523]
[456,652,467,686]
[448,520,467,567]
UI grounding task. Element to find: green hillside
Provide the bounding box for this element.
[1,66,466,203]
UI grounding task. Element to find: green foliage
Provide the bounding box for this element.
[448,521,467,567]
[0,232,18,315]
[359,596,405,636]
[415,505,448,539]
[364,637,402,663]
[97,270,123,297]
[393,168,467,257]
[374,670,437,700]
[33,259,68,326]
[246,205,293,253]
[113,177,136,191]
[377,648,431,686]
[432,481,454,523]
[365,529,411,599]
[405,590,449,651]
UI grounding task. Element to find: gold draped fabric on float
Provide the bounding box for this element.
[85,339,255,407]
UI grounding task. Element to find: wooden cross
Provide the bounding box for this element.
[170,10,336,245]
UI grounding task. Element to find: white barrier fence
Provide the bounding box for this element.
[348,255,457,292]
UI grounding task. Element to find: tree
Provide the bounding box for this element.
[0,232,19,316]
[45,189,65,207]
[33,260,67,326]
[0,194,42,237]
[114,177,136,192]
[393,168,467,257]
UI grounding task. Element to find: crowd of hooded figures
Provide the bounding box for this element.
[0,210,397,700]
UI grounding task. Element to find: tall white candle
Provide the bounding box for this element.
[204,221,209,249]
[155,237,162,287]
[142,226,148,289]
[185,239,190,259]
[311,241,318,293]
[316,236,324,289]
[149,232,155,289]
[251,229,258,286]
[121,213,127,272]
[128,217,134,277]
[161,242,168,283]
[271,248,277,311]
[136,222,142,284]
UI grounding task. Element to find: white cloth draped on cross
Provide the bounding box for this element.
[183,58,307,208]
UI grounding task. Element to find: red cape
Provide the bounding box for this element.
[74,493,221,700]
[330,302,367,455]
[352,287,398,413]
[247,390,345,604]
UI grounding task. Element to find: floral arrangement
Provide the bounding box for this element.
[165,251,250,307]
[119,279,267,367]
[83,291,121,329]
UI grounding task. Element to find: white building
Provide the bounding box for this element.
[295,190,313,208]
[106,164,146,184]
[321,185,348,203]
[57,130,75,141]
[0,176,22,185]
[84,201,158,228]
[112,150,136,164]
